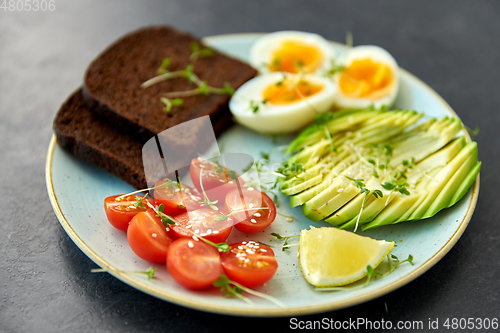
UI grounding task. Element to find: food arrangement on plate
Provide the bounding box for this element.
[50,26,480,312]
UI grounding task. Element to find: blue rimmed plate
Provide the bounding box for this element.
[46,33,479,317]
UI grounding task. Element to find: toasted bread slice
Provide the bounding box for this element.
[53,89,233,189]
[83,26,256,142]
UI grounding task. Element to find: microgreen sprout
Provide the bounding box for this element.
[324,126,337,152]
[323,59,345,79]
[115,180,180,201]
[270,232,300,251]
[249,99,268,113]
[213,161,238,181]
[381,180,411,206]
[141,46,235,111]
[344,176,384,232]
[198,169,219,211]
[278,162,305,178]
[388,254,414,272]
[213,275,286,308]
[160,97,184,113]
[277,211,295,222]
[91,267,157,281]
[157,57,171,74]
[189,41,215,61]
[148,202,230,252]
[154,203,177,226]
[134,193,149,209]
[161,80,234,98]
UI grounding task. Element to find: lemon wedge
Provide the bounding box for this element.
[299,226,395,287]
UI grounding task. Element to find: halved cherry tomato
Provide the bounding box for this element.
[171,208,233,243]
[225,187,277,233]
[167,238,222,290]
[220,241,278,288]
[190,157,245,203]
[127,209,174,263]
[104,194,154,231]
[154,179,202,216]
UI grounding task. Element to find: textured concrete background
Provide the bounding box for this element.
[0,1,498,332]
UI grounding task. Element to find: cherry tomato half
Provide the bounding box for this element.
[154,179,203,216]
[190,158,245,204]
[225,187,277,233]
[220,241,278,288]
[127,209,174,263]
[172,208,233,244]
[104,194,154,231]
[167,238,222,290]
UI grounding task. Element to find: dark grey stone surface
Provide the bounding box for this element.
[0,0,498,332]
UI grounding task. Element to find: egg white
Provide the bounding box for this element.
[334,45,399,110]
[249,31,336,75]
[229,72,336,134]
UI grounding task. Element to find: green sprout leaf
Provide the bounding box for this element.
[134,193,149,209]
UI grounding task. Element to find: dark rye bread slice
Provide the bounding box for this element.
[83,26,257,143]
[54,89,233,190]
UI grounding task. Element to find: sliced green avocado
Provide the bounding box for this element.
[339,193,397,230]
[409,142,477,220]
[302,181,359,221]
[422,149,477,218]
[324,194,365,226]
[363,193,421,230]
[448,161,481,207]
[281,174,323,196]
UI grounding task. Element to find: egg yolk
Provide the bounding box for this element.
[338,58,394,98]
[269,40,324,74]
[263,79,323,105]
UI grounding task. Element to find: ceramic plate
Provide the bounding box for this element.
[46,33,479,317]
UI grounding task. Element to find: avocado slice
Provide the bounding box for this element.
[448,161,481,207]
[408,142,477,220]
[423,149,477,218]
[338,192,397,230]
[363,193,421,230]
[281,174,323,196]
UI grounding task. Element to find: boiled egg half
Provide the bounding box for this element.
[249,31,336,75]
[334,45,399,109]
[229,72,336,134]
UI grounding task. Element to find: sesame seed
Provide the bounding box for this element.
[247,187,254,191]
[260,249,267,252]
[245,249,255,254]
[338,188,344,193]
[250,219,257,224]
[249,203,254,208]
[242,241,247,244]
[219,179,225,183]
[209,173,215,177]
[188,240,194,248]
[253,212,261,217]
[206,229,212,234]
[213,230,219,234]
[200,164,205,168]
[152,233,157,238]
[192,235,199,241]
[194,229,200,234]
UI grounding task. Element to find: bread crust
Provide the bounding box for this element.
[53,89,233,190]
